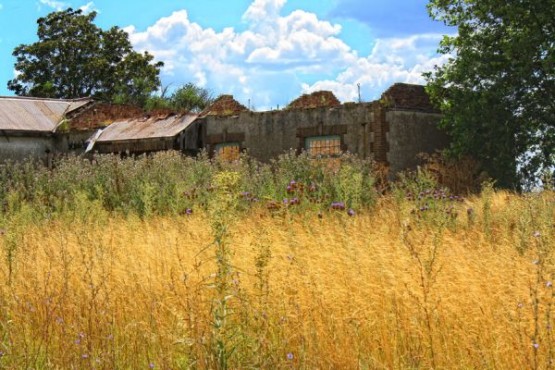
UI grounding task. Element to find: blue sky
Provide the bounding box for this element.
[0,0,453,109]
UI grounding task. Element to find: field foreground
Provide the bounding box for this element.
[0,190,554,369]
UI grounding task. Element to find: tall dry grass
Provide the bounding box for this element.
[0,189,554,369]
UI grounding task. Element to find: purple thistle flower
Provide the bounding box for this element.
[533,343,540,349]
[149,362,155,369]
[185,208,193,215]
[547,281,553,288]
[286,352,294,360]
[331,201,345,210]
[347,209,355,216]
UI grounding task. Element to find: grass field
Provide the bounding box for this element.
[1,179,553,368]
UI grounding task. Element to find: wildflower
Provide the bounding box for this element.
[331,201,346,210]
[533,343,540,349]
[82,354,89,359]
[347,209,355,216]
[286,185,294,193]
[533,259,540,265]
[533,231,541,238]
[185,208,193,215]
[287,352,294,360]
[547,281,553,288]
[149,363,155,369]
[0,350,4,357]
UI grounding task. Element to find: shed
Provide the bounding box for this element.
[88,113,199,154]
[0,96,93,161]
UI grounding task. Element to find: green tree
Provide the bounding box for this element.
[425,0,555,188]
[170,83,214,112]
[144,83,214,113]
[8,8,163,105]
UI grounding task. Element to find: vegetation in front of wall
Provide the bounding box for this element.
[0,151,378,221]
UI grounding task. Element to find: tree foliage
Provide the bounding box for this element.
[144,83,214,113]
[425,0,555,188]
[8,8,163,105]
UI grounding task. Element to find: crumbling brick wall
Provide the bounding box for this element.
[287,91,341,110]
[68,103,145,131]
[199,84,448,175]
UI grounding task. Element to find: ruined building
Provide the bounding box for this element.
[0,83,449,175]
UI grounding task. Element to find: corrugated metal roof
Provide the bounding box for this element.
[95,113,198,142]
[0,96,92,132]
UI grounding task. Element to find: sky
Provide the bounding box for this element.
[0,0,454,110]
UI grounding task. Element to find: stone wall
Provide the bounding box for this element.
[201,102,374,161]
[197,83,449,174]
[0,135,55,162]
[386,110,449,174]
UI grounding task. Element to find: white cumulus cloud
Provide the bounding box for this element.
[302,34,451,102]
[125,0,448,109]
[38,0,68,11]
[79,2,98,14]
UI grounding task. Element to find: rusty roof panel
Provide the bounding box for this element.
[95,113,198,142]
[0,97,92,132]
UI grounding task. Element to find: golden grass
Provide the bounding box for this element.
[0,191,554,369]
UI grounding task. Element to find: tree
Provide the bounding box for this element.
[144,83,214,113]
[170,83,214,112]
[425,0,555,188]
[8,8,163,105]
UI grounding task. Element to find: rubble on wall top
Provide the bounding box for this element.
[287,91,341,110]
[200,95,249,117]
[68,103,145,131]
[381,83,439,112]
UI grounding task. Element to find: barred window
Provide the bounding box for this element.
[215,142,241,161]
[305,135,341,156]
